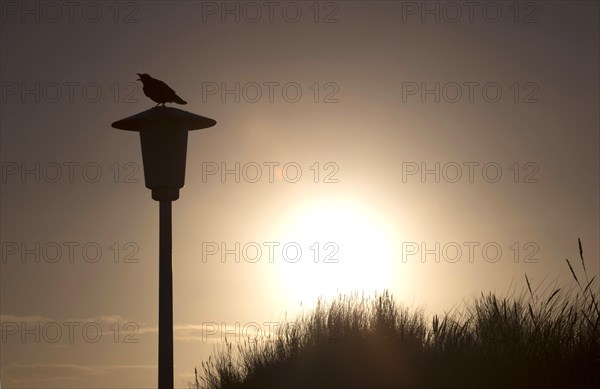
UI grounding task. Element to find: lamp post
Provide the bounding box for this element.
[111,107,216,389]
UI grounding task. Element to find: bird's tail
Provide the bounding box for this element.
[174,95,187,105]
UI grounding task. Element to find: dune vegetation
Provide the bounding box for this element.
[191,240,599,388]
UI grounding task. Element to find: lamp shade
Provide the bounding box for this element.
[111,107,217,201]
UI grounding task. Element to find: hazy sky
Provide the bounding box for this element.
[1,1,598,387]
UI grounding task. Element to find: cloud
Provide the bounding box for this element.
[0,314,149,331]
[0,314,283,343]
[172,322,285,343]
[0,363,155,386]
[0,314,52,323]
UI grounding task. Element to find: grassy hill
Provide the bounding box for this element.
[191,240,599,388]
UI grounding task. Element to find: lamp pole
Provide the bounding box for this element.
[112,107,216,389]
[159,199,173,387]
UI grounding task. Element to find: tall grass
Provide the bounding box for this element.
[191,239,599,388]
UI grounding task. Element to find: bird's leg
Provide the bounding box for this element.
[155,103,160,107]
[161,103,166,107]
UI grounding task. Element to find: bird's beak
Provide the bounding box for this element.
[136,73,142,80]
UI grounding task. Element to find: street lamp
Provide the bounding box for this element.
[111,106,217,389]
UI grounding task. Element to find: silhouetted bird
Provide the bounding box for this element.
[137,73,187,107]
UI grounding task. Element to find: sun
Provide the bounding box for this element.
[273,196,399,307]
